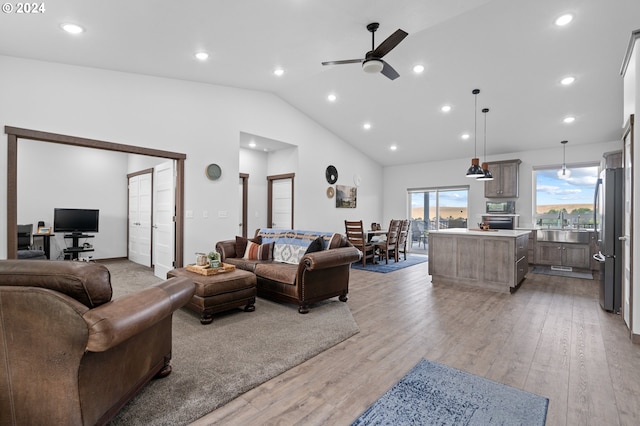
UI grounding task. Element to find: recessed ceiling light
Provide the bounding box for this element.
[560,76,575,85]
[413,65,425,74]
[441,105,452,113]
[555,14,573,26]
[61,23,84,34]
[273,68,284,77]
[563,116,576,123]
[194,52,209,61]
[248,141,256,148]
[390,144,398,151]
[363,122,371,130]
[327,93,337,102]
[461,133,470,140]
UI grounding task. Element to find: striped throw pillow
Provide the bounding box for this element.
[243,241,273,260]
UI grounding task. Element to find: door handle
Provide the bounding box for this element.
[619,236,628,241]
[152,225,158,229]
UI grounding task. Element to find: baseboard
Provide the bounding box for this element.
[632,332,640,344]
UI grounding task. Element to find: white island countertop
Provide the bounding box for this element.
[430,228,532,237]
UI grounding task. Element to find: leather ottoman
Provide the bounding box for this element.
[167,268,256,324]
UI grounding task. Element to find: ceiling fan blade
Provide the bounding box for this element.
[322,59,364,66]
[372,29,408,58]
[380,61,400,80]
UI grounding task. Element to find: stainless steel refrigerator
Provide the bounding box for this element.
[593,168,623,312]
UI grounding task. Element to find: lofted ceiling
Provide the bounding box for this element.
[1,0,638,166]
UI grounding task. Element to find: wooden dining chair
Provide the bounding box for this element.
[375,219,401,264]
[396,219,411,261]
[345,220,375,267]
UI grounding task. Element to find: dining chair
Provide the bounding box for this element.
[345,220,375,267]
[375,219,401,264]
[396,219,411,261]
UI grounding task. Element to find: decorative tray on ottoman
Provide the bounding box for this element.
[186,263,236,276]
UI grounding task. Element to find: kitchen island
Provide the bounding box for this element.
[428,228,530,293]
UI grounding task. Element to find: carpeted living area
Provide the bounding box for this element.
[352,359,549,425]
[104,260,359,425]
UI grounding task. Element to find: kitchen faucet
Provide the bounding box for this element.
[558,210,565,229]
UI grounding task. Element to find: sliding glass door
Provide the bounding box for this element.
[408,186,469,251]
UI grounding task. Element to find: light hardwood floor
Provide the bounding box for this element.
[192,261,640,425]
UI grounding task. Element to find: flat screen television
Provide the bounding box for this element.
[53,208,99,234]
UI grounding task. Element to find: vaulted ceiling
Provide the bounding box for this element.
[1,0,638,166]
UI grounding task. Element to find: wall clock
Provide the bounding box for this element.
[325,165,338,184]
[205,163,222,181]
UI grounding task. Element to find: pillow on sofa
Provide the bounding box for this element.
[305,236,325,254]
[326,233,343,249]
[236,235,262,258]
[243,241,273,260]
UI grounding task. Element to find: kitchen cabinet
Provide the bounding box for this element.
[484,159,521,198]
[428,229,530,293]
[535,242,591,269]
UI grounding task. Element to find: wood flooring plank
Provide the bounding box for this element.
[192,262,640,426]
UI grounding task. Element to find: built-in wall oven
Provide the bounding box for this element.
[481,215,517,230]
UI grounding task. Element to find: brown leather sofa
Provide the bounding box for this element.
[0,260,195,426]
[216,229,360,313]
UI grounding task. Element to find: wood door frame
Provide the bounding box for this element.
[5,126,186,267]
[240,173,249,238]
[267,173,295,229]
[127,168,154,265]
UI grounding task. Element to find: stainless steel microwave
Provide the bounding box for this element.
[486,201,515,214]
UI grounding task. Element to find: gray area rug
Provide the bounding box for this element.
[103,260,359,425]
[352,359,548,425]
[532,265,593,280]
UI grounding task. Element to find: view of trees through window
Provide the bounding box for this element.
[534,165,599,228]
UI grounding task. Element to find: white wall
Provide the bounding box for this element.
[623,36,639,338]
[382,141,623,229]
[0,55,383,261]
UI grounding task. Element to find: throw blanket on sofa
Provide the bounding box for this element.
[256,229,341,265]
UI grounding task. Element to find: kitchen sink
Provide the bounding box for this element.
[536,229,592,244]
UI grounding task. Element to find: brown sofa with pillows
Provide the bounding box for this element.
[0,260,195,425]
[215,229,360,313]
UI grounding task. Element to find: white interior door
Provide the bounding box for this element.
[623,125,632,327]
[153,161,175,279]
[128,173,152,267]
[271,178,292,228]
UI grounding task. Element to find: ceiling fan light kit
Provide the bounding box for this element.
[362,59,384,73]
[321,22,408,80]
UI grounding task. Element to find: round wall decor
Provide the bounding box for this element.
[325,165,338,184]
[326,186,335,198]
[205,163,222,180]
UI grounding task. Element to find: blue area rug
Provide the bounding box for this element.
[351,255,427,273]
[352,359,548,425]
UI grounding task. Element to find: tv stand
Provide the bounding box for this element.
[64,234,95,260]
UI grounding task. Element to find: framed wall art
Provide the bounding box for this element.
[336,185,357,208]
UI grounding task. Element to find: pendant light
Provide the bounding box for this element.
[557,140,571,179]
[466,89,485,177]
[477,107,494,181]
